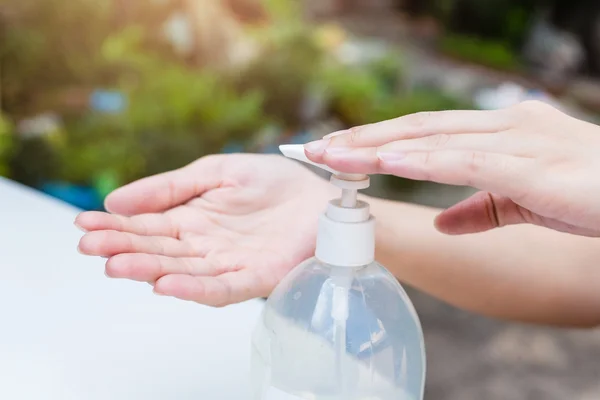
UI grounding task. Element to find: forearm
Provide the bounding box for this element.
[368,196,600,327]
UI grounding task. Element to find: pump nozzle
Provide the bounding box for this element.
[279,145,368,182]
[279,144,370,209]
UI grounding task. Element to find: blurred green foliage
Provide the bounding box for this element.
[440,34,521,71]
[323,54,470,126]
[0,0,271,191]
[406,0,534,70]
[0,0,115,116]
[0,114,15,177]
[60,27,267,185]
[429,0,536,46]
[1,0,474,200]
[263,0,303,24]
[235,27,323,129]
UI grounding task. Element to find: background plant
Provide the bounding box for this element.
[0,113,14,177]
[60,27,268,186]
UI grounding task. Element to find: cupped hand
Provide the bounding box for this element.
[305,101,600,237]
[76,154,335,306]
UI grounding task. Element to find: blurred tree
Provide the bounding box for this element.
[0,0,115,117]
[59,27,267,185]
[231,0,325,129]
[439,34,521,71]
[447,0,538,46]
[235,32,324,129]
[0,0,269,188]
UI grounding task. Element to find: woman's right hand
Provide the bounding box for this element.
[305,101,600,237]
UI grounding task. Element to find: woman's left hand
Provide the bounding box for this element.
[304,101,600,237]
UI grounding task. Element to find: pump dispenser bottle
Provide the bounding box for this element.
[251,145,426,400]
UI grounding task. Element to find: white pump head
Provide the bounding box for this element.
[279,144,368,182]
[279,144,370,208]
[279,144,375,267]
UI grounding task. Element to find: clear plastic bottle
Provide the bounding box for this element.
[251,145,426,400]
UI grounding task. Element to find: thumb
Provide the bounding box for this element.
[436,191,600,237]
[434,191,531,235]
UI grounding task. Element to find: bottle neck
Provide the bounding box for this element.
[315,199,375,267]
[326,198,370,223]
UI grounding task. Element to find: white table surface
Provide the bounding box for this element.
[0,177,264,399]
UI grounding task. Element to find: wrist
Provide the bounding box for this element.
[360,194,402,271]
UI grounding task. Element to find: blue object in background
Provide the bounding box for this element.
[260,143,282,154]
[40,181,103,211]
[222,141,246,154]
[89,90,127,114]
[288,131,313,145]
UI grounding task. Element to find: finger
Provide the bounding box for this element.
[105,254,222,283]
[377,133,514,154]
[105,158,222,216]
[305,109,513,161]
[154,269,273,307]
[319,147,380,174]
[75,211,179,237]
[378,150,534,194]
[320,133,511,174]
[436,192,600,237]
[434,192,529,234]
[78,230,195,257]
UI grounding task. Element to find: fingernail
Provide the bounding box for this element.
[323,129,347,139]
[304,139,330,154]
[324,147,352,155]
[377,152,407,162]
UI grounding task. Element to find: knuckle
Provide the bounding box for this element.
[192,153,219,167]
[134,218,148,236]
[406,111,433,129]
[421,151,433,167]
[511,100,554,120]
[182,258,196,275]
[417,152,433,181]
[347,125,364,145]
[427,133,451,149]
[466,151,486,173]
[217,277,233,306]
[519,100,549,111]
[151,236,165,255]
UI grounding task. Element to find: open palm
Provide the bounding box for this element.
[76,154,334,306]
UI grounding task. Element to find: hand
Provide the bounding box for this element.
[76,154,334,306]
[305,101,600,237]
